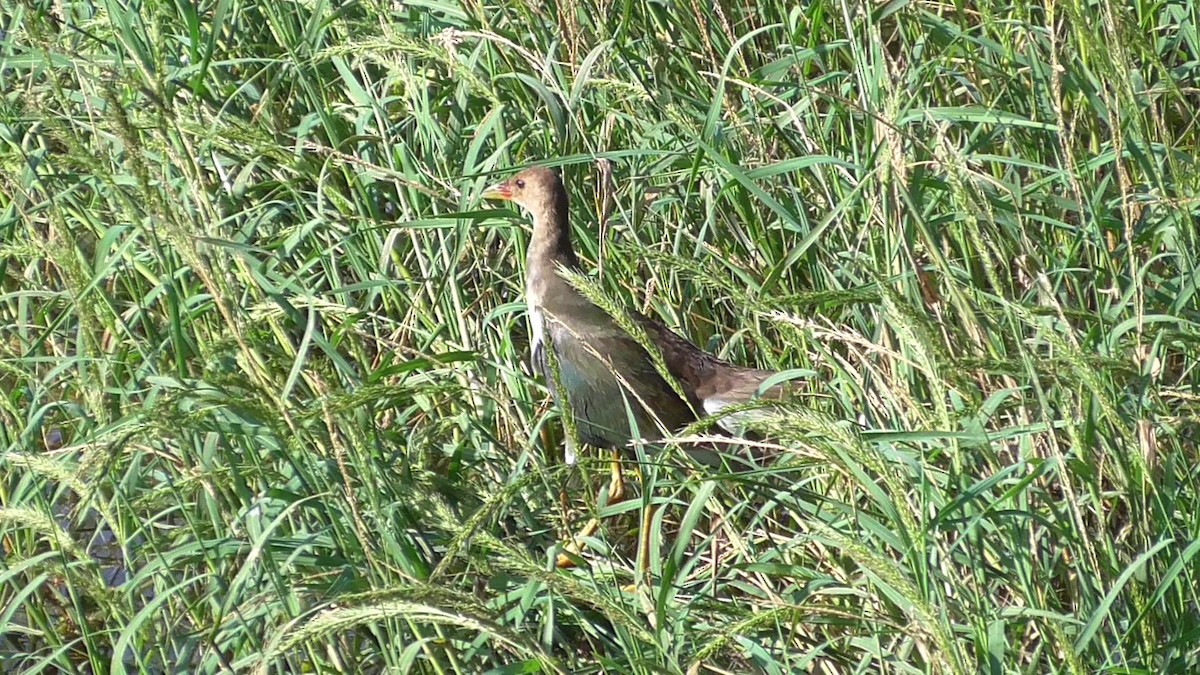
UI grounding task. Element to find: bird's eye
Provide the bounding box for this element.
[515,179,525,189]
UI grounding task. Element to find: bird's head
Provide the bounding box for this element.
[481,166,565,215]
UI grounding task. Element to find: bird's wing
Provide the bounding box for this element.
[539,311,698,438]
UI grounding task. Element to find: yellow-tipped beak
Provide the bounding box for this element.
[481,181,513,201]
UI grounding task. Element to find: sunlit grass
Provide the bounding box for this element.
[2,0,1199,672]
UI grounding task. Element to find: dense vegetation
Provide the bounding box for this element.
[3,0,1199,672]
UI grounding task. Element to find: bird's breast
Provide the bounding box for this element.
[526,270,548,369]
[528,305,546,363]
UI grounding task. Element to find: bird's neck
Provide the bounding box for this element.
[525,198,580,309]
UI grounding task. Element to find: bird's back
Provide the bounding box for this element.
[634,314,788,430]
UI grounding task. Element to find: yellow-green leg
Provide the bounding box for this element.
[635,501,653,580]
[614,497,655,593]
[556,450,625,568]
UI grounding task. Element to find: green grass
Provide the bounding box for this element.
[2,0,1200,672]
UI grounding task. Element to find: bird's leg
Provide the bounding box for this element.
[635,501,653,582]
[556,449,625,568]
[607,448,625,501]
[617,505,656,594]
[624,462,654,592]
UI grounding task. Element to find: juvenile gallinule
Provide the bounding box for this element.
[483,166,789,570]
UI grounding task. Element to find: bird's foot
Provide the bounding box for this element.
[555,517,601,568]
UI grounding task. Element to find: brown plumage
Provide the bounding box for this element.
[483,166,786,458]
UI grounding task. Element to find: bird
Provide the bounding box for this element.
[482,165,791,573]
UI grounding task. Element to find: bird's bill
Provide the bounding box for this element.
[481,181,513,201]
